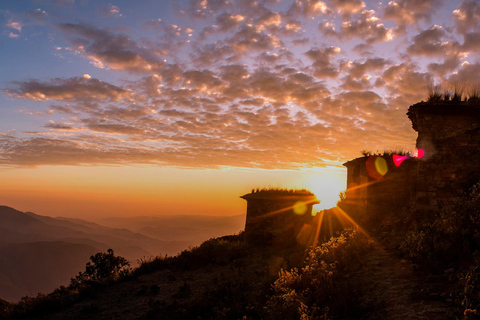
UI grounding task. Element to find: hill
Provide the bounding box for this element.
[97,214,246,244]
[0,230,375,320]
[0,206,193,301]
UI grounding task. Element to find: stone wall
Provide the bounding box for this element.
[241,191,319,245]
[408,102,480,209]
[343,155,417,223]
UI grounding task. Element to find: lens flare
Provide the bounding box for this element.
[293,201,307,215]
[393,149,425,167]
[366,156,388,180]
[415,148,425,158]
[393,154,408,167]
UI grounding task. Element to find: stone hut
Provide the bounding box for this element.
[408,101,480,209]
[343,154,417,221]
[240,189,319,245]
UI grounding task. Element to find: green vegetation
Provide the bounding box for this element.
[390,183,480,267]
[70,249,130,289]
[6,181,480,318]
[0,249,131,320]
[365,181,480,319]
[0,226,370,320]
[265,229,369,320]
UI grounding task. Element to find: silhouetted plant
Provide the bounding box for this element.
[361,149,410,157]
[265,229,369,320]
[460,255,480,319]
[425,83,480,104]
[0,300,12,319]
[452,84,464,102]
[70,249,130,288]
[400,182,480,267]
[427,84,443,102]
[468,85,480,103]
[247,187,315,196]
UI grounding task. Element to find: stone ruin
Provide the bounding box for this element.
[240,100,480,242]
[343,101,480,216]
[240,189,319,245]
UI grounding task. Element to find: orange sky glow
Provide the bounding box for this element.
[0,165,346,219]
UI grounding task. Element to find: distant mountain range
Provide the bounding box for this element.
[0,205,245,302]
[97,214,246,244]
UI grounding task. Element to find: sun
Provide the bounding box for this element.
[293,167,347,212]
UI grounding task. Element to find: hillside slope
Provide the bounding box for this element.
[0,241,97,302]
[0,206,189,301]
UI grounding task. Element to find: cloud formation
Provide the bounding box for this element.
[1,0,478,169]
[4,76,130,102]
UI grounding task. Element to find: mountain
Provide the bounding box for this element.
[0,206,190,301]
[0,241,96,302]
[97,214,246,246]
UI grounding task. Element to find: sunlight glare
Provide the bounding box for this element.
[296,167,346,212]
[293,201,308,215]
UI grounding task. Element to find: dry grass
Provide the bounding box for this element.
[427,83,480,103]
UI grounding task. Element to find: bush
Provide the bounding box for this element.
[400,182,480,266]
[175,236,248,269]
[70,249,130,288]
[265,229,368,320]
[461,260,480,319]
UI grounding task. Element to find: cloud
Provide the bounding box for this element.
[427,56,462,76]
[304,46,341,78]
[384,0,444,34]
[214,12,245,31]
[108,4,122,17]
[381,62,431,105]
[226,25,284,55]
[345,10,393,45]
[318,9,393,48]
[453,0,480,34]
[406,25,463,76]
[6,19,22,32]
[329,0,365,18]
[340,75,372,91]
[448,62,480,84]
[3,0,458,169]
[406,25,450,57]
[4,76,130,102]
[286,0,330,17]
[57,23,165,73]
[44,121,77,131]
[347,58,390,79]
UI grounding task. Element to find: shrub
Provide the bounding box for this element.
[400,182,480,267]
[265,229,368,319]
[175,236,248,269]
[460,257,480,319]
[70,249,130,288]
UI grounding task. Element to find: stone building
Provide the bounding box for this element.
[408,101,480,209]
[240,189,319,245]
[342,154,417,222]
[343,100,480,214]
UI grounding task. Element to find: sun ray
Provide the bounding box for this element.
[248,198,320,223]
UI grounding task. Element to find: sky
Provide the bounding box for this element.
[1,0,479,219]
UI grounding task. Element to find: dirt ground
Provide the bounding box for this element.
[354,240,459,320]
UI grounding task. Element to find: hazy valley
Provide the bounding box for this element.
[0,206,245,302]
